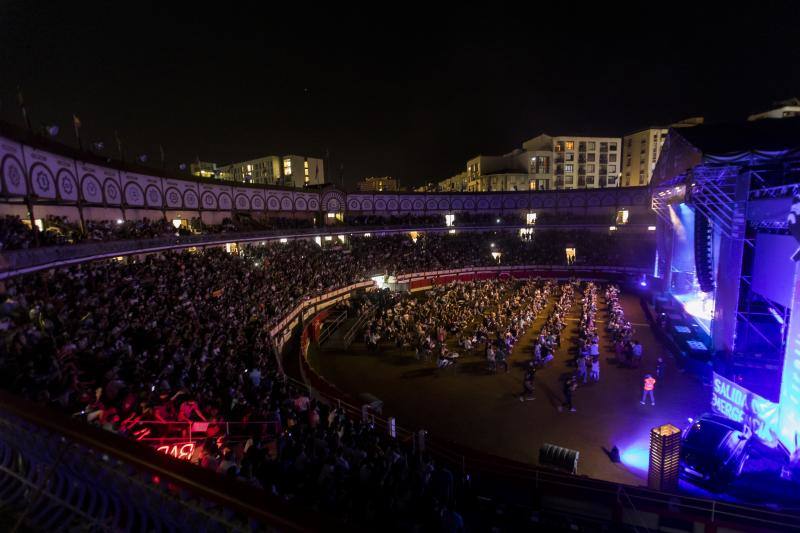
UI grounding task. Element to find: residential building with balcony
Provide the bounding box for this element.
[523,134,622,189]
[217,155,324,188]
[622,117,704,186]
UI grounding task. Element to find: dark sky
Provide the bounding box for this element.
[1,2,799,188]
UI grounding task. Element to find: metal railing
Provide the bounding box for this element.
[317,309,348,346]
[0,390,320,532]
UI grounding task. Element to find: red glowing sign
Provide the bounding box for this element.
[155,442,195,461]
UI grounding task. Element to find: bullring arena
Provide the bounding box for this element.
[1,118,800,532]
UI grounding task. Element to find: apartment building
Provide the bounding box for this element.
[217,155,324,188]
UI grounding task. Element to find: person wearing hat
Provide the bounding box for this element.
[641,374,656,406]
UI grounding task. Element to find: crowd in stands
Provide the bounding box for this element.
[0,214,315,250]
[0,228,654,528]
[1,209,652,251]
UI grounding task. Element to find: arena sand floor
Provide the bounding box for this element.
[309,287,710,488]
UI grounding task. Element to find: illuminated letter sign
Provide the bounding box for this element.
[155,442,196,461]
[712,373,779,445]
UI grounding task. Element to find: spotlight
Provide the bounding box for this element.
[92,141,105,151]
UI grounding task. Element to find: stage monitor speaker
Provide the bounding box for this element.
[539,443,579,474]
[694,212,715,293]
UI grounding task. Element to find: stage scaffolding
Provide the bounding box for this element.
[652,155,800,357]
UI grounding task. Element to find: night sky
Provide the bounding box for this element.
[1,2,798,188]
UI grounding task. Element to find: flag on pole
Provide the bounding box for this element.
[17,86,31,131]
[114,130,124,161]
[72,114,83,150]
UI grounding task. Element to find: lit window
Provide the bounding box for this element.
[609,226,617,231]
[565,247,576,264]
[283,158,292,176]
[616,209,629,225]
[647,226,656,231]
[445,213,455,227]
[565,141,574,150]
[526,212,537,225]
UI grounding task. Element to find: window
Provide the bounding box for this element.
[600,165,608,175]
[565,141,574,150]
[283,158,292,176]
[607,176,616,184]
[565,247,576,264]
[526,212,537,225]
[587,153,596,162]
[586,176,595,184]
[600,142,608,152]
[565,176,574,184]
[578,141,586,152]
[609,154,617,162]
[565,152,574,161]
[609,142,618,151]
[609,165,617,173]
[587,164,595,173]
[555,141,564,152]
[588,142,596,150]
[564,164,574,172]
[616,209,629,224]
